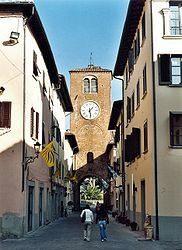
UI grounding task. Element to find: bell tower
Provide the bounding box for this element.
[69,65,112,179]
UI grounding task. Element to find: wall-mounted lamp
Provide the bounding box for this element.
[2,31,20,46]
[0,86,5,96]
[24,141,41,167]
[10,31,20,40]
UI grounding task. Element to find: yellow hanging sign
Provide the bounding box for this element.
[40,141,55,167]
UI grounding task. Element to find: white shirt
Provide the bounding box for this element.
[80,208,94,222]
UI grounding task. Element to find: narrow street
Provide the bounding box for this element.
[0,212,181,250]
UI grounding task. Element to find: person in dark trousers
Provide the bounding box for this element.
[96,204,109,242]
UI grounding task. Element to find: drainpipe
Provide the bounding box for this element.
[150,0,159,240]
[21,18,26,192]
[113,76,125,216]
[21,7,35,192]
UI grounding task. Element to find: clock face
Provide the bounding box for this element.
[80,101,100,120]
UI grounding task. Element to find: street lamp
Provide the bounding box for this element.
[24,141,41,167]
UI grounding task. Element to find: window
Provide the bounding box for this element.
[30,107,39,139]
[143,121,148,152]
[0,102,11,128]
[83,76,98,93]
[142,13,146,41]
[134,29,140,61]
[43,71,47,96]
[84,78,90,93]
[33,51,39,76]
[136,80,140,107]
[124,128,141,162]
[159,54,182,85]
[170,112,182,146]
[128,48,135,73]
[143,64,147,95]
[42,122,45,146]
[115,125,120,143]
[127,97,131,123]
[171,57,182,84]
[170,2,182,35]
[87,152,94,163]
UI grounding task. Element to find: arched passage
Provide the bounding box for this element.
[72,154,111,210]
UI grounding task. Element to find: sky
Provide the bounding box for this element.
[34,0,129,102]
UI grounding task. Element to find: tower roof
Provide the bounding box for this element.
[69,65,112,73]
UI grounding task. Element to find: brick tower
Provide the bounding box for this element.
[70,64,112,175]
[69,64,112,209]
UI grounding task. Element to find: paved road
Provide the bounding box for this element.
[0,212,182,250]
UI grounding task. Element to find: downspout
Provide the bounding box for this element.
[113,76,125,216]
[21,18,26,192]
[21,6,35,192]
[150,0,159,240]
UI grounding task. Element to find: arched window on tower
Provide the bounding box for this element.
[91,78,98,93]
[84,78,90,93]
[83,76,98,93]
[87,152,94,163]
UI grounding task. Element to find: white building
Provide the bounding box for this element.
[114,0,182,241]
[0,2,73,238]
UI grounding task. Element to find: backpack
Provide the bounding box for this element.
[81,211,86,223]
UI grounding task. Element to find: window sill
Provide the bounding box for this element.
[32,74,38,81]
[142,91,147,100]
[136,104,140,111]
[163,35,182,39]
[168,84,182,87]
[143,149,148,154]
[168,145,182,149]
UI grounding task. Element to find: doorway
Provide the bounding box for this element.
[28,186,34,231]
[141,180,146,230]
[39,187,43,226]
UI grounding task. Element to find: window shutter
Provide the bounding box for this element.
[169,112,174,145]
[0,102,11,128]
[127,97,131,122]
[30,108,34,137]
[159,54,170,84]
[42,122,45,146]
[35,112,39,139]
[132,127,141,158]
[129,49,134,73]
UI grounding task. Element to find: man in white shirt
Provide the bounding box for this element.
[80,204,94,241]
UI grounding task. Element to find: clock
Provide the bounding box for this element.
[80,101,100,120]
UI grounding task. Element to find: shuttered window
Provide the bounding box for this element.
[30,107,39,139]
[136,80,140,107]
[33,50,39,76]
[142,13,146,41]
[159,54,182,85]
[0,102,11,128]
[144,121,148,153]
[159,54,170,84]
[143,64,147,95]
[127,97,131,123]
[170,112,182,146]
[35,112,39,139]
[30,107,35,137]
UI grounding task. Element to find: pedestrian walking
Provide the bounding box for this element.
[80,204,94,242]
[95,201,100,217]
[96,204,109,242]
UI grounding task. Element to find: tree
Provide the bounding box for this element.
[80,178,103,200]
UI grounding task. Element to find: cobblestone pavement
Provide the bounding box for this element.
[0,212,182,250]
